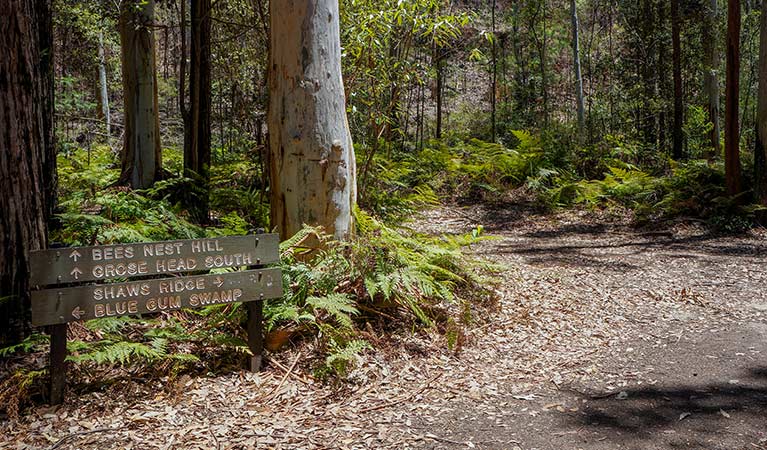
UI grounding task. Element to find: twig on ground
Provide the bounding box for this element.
[357,372,443,413]
[356,304,399,322]
[419,433,466,445]
[265,356,312,385]
[50,428,116,450]
[211,431,221,450]
[263,353,301,400]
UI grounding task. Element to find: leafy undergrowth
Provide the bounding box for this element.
[1,146,499,419]
[359,131,764,232]
[0,216,497,418]
[539,160,764,232]
[359,133,545,222]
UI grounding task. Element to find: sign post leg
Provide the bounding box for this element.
[246,301,264,372]
[48,324,67,405]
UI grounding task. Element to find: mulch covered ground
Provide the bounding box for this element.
[3,200,766,449]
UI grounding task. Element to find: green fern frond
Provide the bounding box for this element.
[306,293,359,328]
[67,340,166,366]
[324,339,371,376]
[0,333,49,357]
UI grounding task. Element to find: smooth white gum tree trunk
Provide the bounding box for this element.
[268,0,357,242]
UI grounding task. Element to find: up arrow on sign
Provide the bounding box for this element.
[68,250,82,262]
[70,267,82,279]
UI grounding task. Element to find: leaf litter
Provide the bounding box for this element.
[3,202,766,449]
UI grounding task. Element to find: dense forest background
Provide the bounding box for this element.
[50,0,767,228]
[2,0,767,414]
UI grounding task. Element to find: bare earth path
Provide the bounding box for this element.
[3,201,767,450]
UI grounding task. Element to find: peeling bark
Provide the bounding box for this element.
[268,0,356,241]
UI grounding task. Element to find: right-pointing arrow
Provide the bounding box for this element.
[214,276,224,288]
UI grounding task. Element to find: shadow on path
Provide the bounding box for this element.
[564,367,767,445]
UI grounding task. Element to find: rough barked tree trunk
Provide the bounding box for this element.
[119,0,162,190]
[39,0,56,225]
[672,0,684,159]
[657,0,668,150]
[0,0,53,343]
[268,0,356,241]
[183,0,212,223]
[640,0,656,144]
[725,0,742,196]
[755,0,767,217]
[541,0,549,127]
[570,0,585,137]
[703,0,721,158]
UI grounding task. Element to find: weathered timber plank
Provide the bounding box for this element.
[29,234,279,286]
[247,301,264,372]
[48,324,67,404]
[31,268,282,326]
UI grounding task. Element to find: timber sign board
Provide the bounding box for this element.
[29,234,281,404]
[30,234,279,286]
[31,268,281,326]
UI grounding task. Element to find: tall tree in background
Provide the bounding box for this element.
[435,46,445,139]
[268,0,356,241]
[491,0,497,142]
[118,0,162,189]
[540,0,549,126]
[755,0,767,216]
[570,0,585,137]
[703,0,721,157]
[182,0,212,223]
[639,0,658,145]
[671,0,684,159]
[0,0,54,343]
[657,0,668,149]
[97,29,111,140]
[725,0,742,196]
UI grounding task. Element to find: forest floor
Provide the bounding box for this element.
[3,196,767,450]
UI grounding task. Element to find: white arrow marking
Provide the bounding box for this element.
[214,276,224,288]
[69,250,82,262]
[71,306,84,320]
[70,267,82,279]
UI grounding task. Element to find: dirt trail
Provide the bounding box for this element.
[3,202,766,450]
[411,202,767,450]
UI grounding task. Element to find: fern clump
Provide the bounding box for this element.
[536,158,760,229]
[263,208,496,379]
[360,135,547,221]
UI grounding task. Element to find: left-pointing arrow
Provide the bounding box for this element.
[71,306,84,320]
[70,267,83,279]
[69,250,82,262]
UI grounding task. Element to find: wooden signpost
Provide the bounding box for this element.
[29,234,282,405]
